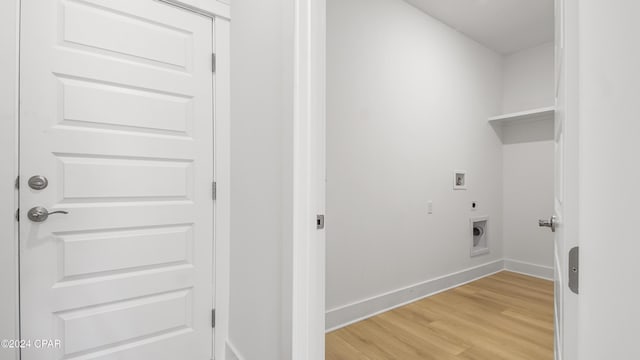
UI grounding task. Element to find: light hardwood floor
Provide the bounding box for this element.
[326,271,554,360]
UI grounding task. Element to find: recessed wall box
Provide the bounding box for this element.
[453,170,467,190]
[470,216,489,257]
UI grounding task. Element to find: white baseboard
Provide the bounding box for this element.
[325,258,555,332]
[225,340,245,360]
[504,258,553,280]
[325,260,504,332]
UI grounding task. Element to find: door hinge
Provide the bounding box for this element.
[212,53,216,73]
[211,309,216,328]
[569,246,579,294]
[316,214,325,229]
[15,176,19,190]
[15,208,19,222]
[212,181,217,200]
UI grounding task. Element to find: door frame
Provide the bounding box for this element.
[0,1,20,359]
[556,0,580,358]
[290,0,326,358]
[295,1,581,359]
[0,1,231,359]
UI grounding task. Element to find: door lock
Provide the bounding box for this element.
[28,175,48,190]
[27,206,69,223]
[538,215,557,232]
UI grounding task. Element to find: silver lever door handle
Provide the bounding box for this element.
[538,215,557,232]
[27,206,69,223]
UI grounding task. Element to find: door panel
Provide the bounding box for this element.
[19,0,214,359]
[60,78,194,135]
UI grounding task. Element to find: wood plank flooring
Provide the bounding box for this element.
[326,271,554,360]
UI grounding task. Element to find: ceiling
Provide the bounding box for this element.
[404,0,554,54]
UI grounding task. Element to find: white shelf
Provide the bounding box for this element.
[488,106,555,125]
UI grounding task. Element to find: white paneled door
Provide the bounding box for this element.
[19,0,215,359]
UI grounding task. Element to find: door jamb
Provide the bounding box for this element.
[290,0,326,359]
[0,0,20,358]
[0,2,232,359]
[212,13,231,360]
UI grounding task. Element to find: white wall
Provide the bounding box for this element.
[326,0,504,325]
[502,42,555,114]
[501,43,555,277]
[229,0,293,359]
[502,131,554,275]
[578,1,640,358]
